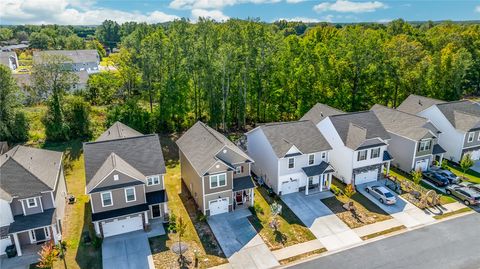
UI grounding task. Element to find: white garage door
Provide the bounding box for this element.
[415,159,429,171]
[209,198,229,216]
[102,215,143,237]
[469,150,480,161]
[355,169,378,185]
[281,179,298,195]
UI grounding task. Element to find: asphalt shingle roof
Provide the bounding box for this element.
[233,176,255,191]
[33,50,99,64]
[91,204,149,222]
[300,103,344,124]
[436,101,480,132]
[371,104,439,141]
[397,94,444,114]
[329,111,390,150]
[9,209,56,233]
[0,146,63,199]
[96,122,143,142]
[176,121,252,176]
[302,161,334,177]
[258,120,332,158]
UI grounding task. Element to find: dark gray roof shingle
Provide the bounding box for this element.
[258,120,332,158]
[397,94,444,114]
[436,101,480,132]
[300,103,344,124]
[233,176,255,191]
[9,209,56,233]
[96,121,144,142]
[33,50,99,64]
[302,161,334,177]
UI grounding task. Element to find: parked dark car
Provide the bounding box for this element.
[438,170,460,184]
[424,171,449,187]
[459,182,480,194]
[446,184,480,206]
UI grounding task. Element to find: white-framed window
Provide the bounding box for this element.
[419,140,431,151]
[357,150,367,161]
[288,157,295,169]
[101,191,113,207]
[235,166,244,174]
[125,187,136,202]
[26,198,37,208]
[370,148,380,159]
[113,174,119,181]
[468,132,475,143]
[147,175,160,186]
[321,152,327,159]
[30,230,36,241]
[308,176,313,185]
[308,154,315,165]
[210,173,227,188]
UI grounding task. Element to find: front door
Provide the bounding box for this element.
[151,204,161,218]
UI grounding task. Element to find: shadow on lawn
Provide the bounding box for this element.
[71,202,102,269]
[159,133,180,168]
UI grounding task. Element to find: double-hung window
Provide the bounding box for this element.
[101,192,113,207]
[235,166,244,174]
[419,140,431,151]
[370,148,380,159]
[357,150,367,161]
[210,173,227,188]
[125,187,136,202]
[468,132,475,143]
[308,154,315,165]
[147,175,160,186]
[26,198,37,208]
[288,158,295,169]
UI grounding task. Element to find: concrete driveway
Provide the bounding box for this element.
[102,231,153,269]
[281,192,362,251]
[357,180,435,228]
[208,208,279,268]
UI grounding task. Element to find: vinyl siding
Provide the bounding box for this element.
[54,169,67,220]
[94,170,144,191]
[203,171,233,195]
[388,132,417,172]
[463,130,480,148]
[90,185,146,213]
[179,151,204,212]
[233,163,250,178]
[145,174,165,192]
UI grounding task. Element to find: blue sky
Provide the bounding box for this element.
[1,0,479,25]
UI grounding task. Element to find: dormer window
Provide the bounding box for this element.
[147,175,160,186]
[27,198,37,208]
[468,132,475,143]
[235,166,244,174]
[308,154,315,165]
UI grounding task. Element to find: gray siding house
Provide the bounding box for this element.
[83,122,168,238]
[0,146,66,256]
[33,50,100,74]
[371,104,446,172]
[176,121,255,216]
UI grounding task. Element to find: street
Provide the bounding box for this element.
[288,213,480,269]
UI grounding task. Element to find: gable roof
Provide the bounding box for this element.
[257,120,332,158]
[84,134,166,186]
[397,94,445,114]
[300,103,344,124]
[96,122,144,142]
[328,111,390,150]
[33,50,99,64]
[436,100,480,132]
[176,121,252,176]
[371,104,439,141]
[0,146,63,199]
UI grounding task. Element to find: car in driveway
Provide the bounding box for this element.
[365,185,397,205]
[437,170,460,184]
[424,171,449,187]
[445,185,480,206]
[459,182,480,193]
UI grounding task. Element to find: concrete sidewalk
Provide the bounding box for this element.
[353,218,404,238]
[272,240,324,261]
[228,235,279,269]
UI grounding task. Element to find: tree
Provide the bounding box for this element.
[85,72,120,105]
[106,100,152,134]
[65,96,92,139]
[15,30,29,42]
[86,39,106,58]
[29,32,52,49]
[95,20,120,50]
[344,184,356,200]
[65,35,85,50]
[176,217,187,257]
[411,170,423,185]
[0,28,13,41]
[37,242,58,268]
[460,154,474,179]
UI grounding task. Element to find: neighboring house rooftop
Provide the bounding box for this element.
[300,103,344,124]
[0,141,8,155]
[0,51,16,68]
[0,44,28,51]
[397,94,445,114]
[176,121,253,176]
[255,120,332,158]
[12,71,89,89]
[84,134,166,186]
[0,145,63,200]
[371,104,439,141]
[33,50,99,64]
[329,111,390,150]
[96,121,143,142]
[436,100,480,132]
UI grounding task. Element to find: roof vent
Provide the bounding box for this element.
[320,112,324,117]
[418,100,422,106]
[216,164,220,169]
[223,149,227,154]
[114,174,119,181]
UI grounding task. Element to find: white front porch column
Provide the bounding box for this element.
[251,189,254,205]
[328,173,332,189]
[144,212,149,224]
[305,177,309,195]
[94,222,100,235]
[319,175,323,192]
[52,225,59,244]
[12,233,22,256]
[438,154,444,167]
[385,162,391,176]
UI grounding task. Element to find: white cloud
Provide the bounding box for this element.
[191,9,230,21]
[377,18,392,23]
[0,0,179,25]
[314,0,386,13]
[285,0,307,3]
[476,5,480,13]
[277,15,334,22]
[169,0,280,10]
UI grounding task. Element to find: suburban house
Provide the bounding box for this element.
[246,120,334,195]
[0,51,18,71]
[83,122,168,238]
[398,95,480,163]
[305,104,392,185]
[13,70,89,94]
[176,121,255,216]
[371,104,446,172]
[0,146,66,256]
[33,50,100,74]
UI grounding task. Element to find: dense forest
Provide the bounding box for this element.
[0,19,479,141]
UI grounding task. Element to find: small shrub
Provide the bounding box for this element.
[92,235,103,249]
[411,170,423,185]
[344,184,356,199]
[251,202,264,215]
[196,212,208,222]
[168,213,177,233]
[330,185,342,196]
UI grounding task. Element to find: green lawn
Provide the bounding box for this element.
[248,187,316,250]
[446,164,480,184]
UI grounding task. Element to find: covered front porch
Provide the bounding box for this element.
[432,144,446,168]
[383,151,394,176]
[233,176,255,210]
[301,161,335,195]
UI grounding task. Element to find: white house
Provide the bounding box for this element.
[303,104,392,185]
[246,121,334,195]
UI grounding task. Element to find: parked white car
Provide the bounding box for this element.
[365,185,397,205]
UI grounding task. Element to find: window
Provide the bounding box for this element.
[468,132,475,143]
[357,150,367,161]
[210,173,227,188]
[235,166,244,174]
[125,187,136,202]
[308,154,315,165]
[321,152,327,159]
[419,140,431,151]
[147,176,160,186]
[370,148,380,159]
[288,157,295,169]
[26,198,37,208]
[308,176,313,185]
[101,192,113,207]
